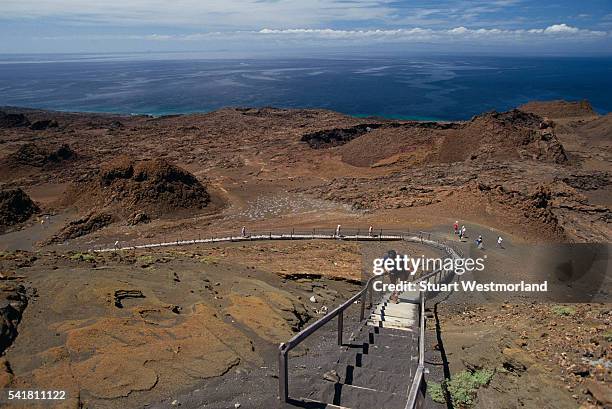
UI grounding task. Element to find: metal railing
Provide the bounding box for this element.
[404,240,461,409]
[276,231,462,405]
[89,227,426,252]
[278,272,386,402]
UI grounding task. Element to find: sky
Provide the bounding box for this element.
[1,0,611,56]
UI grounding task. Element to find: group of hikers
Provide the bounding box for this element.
[453,220,504,249]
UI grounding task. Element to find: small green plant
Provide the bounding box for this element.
[428,382,446,403]
[136,255,156,265]
[603,330,612,342]
[551,305,576,316]
[439,369,495,407]
[199,255,219,265]
[69,252,96,262]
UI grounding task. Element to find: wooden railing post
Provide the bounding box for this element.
[337,311,344,346]
[278,344,288,402]
[359,282,367,321]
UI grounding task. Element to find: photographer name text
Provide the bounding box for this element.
[374,280,548,292]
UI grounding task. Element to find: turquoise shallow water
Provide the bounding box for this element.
[0,55,610,120]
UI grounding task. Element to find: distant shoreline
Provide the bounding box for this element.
[0,104,606,123]
[0,105,455,122]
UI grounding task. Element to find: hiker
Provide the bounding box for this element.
[475,235,483,249]
[497,236,503,248]
[385,250,401,304]
[368,225,373,237]
[241,226,246,237]
[453,221,459,234]
[458,228,463,240]
[114,240,119,249]
[336,224,341,237]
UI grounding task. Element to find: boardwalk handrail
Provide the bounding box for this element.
[91,227,412,253]
[274,230,462,405]
[278,271,385,402]
[405,239,461,409]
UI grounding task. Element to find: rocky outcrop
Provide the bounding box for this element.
[302,121,460,150]
[68,157,210,219]
[113,289,145,308]
[29,119,59,130]
[54,158,210,241]
[0,188,39,227]
[0,112,30,128]
[560,172,610,191]
[126,212,150,225]
[301,124,383,148]
[0,282,28,355]
[48,212,113,243]
[6,143,77,168]
[436,109,567,164]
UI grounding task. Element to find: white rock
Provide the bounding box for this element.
[309,296,317,303]
[171,400,179,406]
[234,404,241,408]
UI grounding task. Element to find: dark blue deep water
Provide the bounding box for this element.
[0,55,610,120]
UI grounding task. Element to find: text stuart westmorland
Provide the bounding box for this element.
[374,280,548,292]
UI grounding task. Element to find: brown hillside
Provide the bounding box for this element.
[519,100,596,118]
[435,110,567,164]
[66,157,210,219]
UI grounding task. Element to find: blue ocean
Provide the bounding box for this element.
[0,54,610,120]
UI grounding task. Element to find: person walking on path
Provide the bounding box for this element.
[385,250,401,304]
[336,224,342,237]
[368,225,373,237]
[461,225,466,238]
[453,221,459,235]
[475,235,483,249]
[497,236,503,248]
[241,226,246,237]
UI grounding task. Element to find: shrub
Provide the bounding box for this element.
[551,305,575,316]
[69,252,96,262]
[136,255,156,266]
[428,382,446,403]
[199,255,219,264]
[442,369,495,407]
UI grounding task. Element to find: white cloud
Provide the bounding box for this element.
[34,23,608,45]
[254,24,608,41]
[544,23,580,33]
